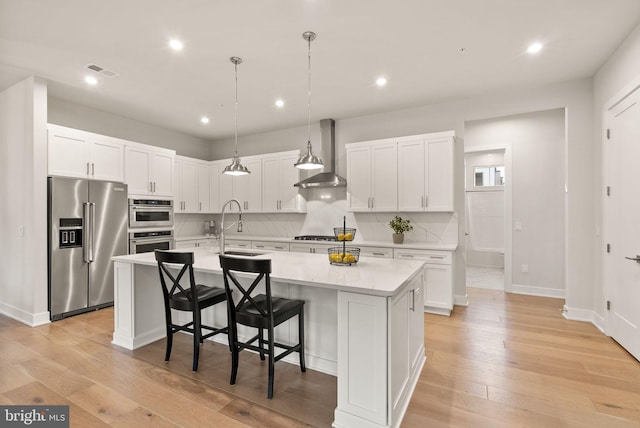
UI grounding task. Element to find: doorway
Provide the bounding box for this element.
[464,148,511,291]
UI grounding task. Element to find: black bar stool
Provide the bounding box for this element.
[155,250,229,372]
[219,255,306,399]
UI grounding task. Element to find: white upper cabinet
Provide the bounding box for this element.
[125,144,174,197]
[197,163,210,213]
[217,156,262,212]
[346,141,398,212]
[47,124,124,182]
[398,132,454,212]
[174,156,198,212]
[262,151,305,213]
[209,163,221,213]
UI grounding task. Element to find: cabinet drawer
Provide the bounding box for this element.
[359,246,393,258]
[252,241,290,252]
[394,249,451,264]
[225,239,251,249]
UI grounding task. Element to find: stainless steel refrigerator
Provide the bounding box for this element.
[48,177,128,320]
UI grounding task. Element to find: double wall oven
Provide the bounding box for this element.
[128,199,174,254]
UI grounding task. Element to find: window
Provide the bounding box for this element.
[474,165,505,187]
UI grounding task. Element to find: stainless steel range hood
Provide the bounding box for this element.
[294,118,347,188]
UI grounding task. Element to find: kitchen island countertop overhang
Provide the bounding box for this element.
[111,249,427,428]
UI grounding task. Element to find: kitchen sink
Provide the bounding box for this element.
[222,250,265,257]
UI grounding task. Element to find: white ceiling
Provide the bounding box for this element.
[1,0,639,141]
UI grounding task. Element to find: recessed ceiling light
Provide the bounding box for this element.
[169,39,184,51]
[275,99,285,108]
[376,77,387,87]
[200,116,210,124]
[527,42,543,54]
[84,75,98,85]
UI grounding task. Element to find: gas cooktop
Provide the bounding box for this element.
[294,235,338,241]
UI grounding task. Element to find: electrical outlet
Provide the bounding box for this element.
[521,264,529,273]
[515,222,522,231]
[18,226,25,237]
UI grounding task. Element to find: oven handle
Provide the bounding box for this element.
[130,237,174,245]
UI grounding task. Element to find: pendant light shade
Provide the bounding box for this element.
[294,31,324,170]
[223,56,250,176]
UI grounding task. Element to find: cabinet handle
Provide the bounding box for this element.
[372,252,385,256]
[256,245,264,248]
[86,162,90,175]
[429,256,445,260]
[410,289,415,311]
[149,182,153,192]
[424,195,428,207]
[199,202,202,211]
[421,195,424,208]
[275,246,284,250]
[91,163,95,176]
[371,197,374,209]
[400,254,414,258]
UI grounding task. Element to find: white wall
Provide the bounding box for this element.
[466,109,566,294]
[593,22,640,320]
[0,76,49,325]
[216,78,593,308]
[48,97,213,160]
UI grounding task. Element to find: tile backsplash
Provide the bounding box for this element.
[174,187,458,244]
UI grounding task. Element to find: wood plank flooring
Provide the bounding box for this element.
[1,288,639,427]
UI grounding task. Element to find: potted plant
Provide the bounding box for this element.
[389,215,413,244]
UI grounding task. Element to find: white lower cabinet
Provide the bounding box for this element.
[175,238,216,249]
[394,249,454,315]
[290,242,335,254]
[251,241,290,252]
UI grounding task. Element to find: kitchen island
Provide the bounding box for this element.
[112,249,426,428]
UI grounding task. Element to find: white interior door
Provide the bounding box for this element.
[607,86,640,361]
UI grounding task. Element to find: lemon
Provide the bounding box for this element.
[345,232,353,241]
[337,233,345,241]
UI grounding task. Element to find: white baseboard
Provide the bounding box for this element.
[511,284,565,299]
[562,305,607,334]
[455,294,469,307]
[0,302,50,327]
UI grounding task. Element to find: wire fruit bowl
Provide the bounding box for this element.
[328,247,360,265]
[333,227,356,241]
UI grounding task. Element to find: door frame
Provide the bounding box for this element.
[602,75,640,337]
[464,143,513,293]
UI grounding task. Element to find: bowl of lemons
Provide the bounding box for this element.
[334,227,356,242]
[328,247,360,265]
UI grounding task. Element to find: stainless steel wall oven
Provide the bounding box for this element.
[128,199,173,228]
[129,230,174,254]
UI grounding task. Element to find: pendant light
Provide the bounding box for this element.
[294,31,324,170]
[223,56,250,176]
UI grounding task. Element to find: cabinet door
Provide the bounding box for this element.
[425,138,454,212]
[125,147,152,195]
[48,132,90,178]
[219,165,234,210]
[370,143,398,211]
[175,239,197,249]
[181,161,198,213]
[347,146,372,211]
[197,163,210,212]
[398,139,426,211]
[174,159,184,212]
[278,154,301,212]
[209,163,220,213]
[409,275,425,371]
[245,158,262,212]
[423,263,453,312]
[262,157,280,212]
[151,152,174,197]
[389,286,410,417]
[90,139,124,182]
[290,243,313,253]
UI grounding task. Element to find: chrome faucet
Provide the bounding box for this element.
[220,199,243,254]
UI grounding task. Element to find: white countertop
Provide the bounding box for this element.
[113,248,425,297]
[174,234,457,251]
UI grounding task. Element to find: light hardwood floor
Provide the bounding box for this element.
[1,288,639,427]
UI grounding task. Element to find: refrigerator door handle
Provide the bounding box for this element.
[89,202,96,262]
[83,202,91,262]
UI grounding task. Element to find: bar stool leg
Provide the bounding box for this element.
[267,325,275,399]
[299,309,306,372]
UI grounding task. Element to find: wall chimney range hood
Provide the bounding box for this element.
[294,119,347,188]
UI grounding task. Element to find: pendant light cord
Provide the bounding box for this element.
[234,60,239,157]
[307,33,312,145]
